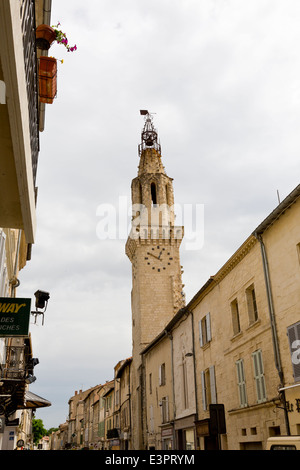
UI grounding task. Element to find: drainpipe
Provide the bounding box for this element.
[256,233,290,435]
[128,362,132,449]
[140,354,146,449]
[164,329,176,448]
[190,311,199,431]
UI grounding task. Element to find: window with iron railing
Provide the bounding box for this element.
[20,0,40,184]
[0,343,32,381]
[1,345,26,380]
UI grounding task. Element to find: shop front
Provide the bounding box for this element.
[279,384,300,435]
[174,415,196,450]
[161,425,174,450]
[195,418,219,450]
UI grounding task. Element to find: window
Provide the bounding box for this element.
[252,349,267,403]
[151,182,157,205]
[199,312,211,346]
[287,321,300,382]
[297,242,300,264]
[161,397,169,423]
[98,421,105,438]
[106,395,112,411]
[115,389,119,406]
[121,408,128,428]
[201,366,217,410]
[0,338,5,366]
[231,299,241,335]
[149,405,154,433]
[159,363,166,386]
[246,284,258,324]
[182,354,189,409]
[236,359,247,407]
[100,397,105,409]
[0,230,7,297]
[138,182,142,204]
[165,184,170,205]
[149,373,152,394]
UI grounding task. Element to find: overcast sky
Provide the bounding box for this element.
[18,0,300,429]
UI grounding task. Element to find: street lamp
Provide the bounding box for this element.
[31,290,50,325]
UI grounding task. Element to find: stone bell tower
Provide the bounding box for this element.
[125,111,185,449]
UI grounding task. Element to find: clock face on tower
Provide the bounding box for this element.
[144,246,173,272]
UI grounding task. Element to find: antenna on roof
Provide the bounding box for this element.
[277,190,281,204]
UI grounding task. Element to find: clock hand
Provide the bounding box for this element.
[158,250,163,260]
[147,252,161,261]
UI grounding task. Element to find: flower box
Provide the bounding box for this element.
[36,24,56,50]
[38,57,57,104]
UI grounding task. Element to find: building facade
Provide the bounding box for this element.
[115,357,132,450]
[0,0,54,450]
[186,185,300,450]
[140,184,300,450]
[143,332,174,450]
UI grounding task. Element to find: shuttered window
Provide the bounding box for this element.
[199,312,211,347]
[231,299,241,335]
[246,284,258,324]
[236,359,247,407]
[0,339,5,366]
[252,349,267,403]
[149,405,154,432]
[201,366,217,411]
[287,321,300,382]
[0,231,7,297]
[161,397,169,423]
[159,363,166,386]
[98,421,105,437]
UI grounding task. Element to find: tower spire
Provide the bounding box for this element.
[127,111,185,449]
[139,110,161,156]
[138,111,165,176]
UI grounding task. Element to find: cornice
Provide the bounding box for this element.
[186,236,257,310]
[213,235,257,284]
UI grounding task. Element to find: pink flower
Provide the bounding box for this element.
[52,22,77,53]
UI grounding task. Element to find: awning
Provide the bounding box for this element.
[19,391,51,409]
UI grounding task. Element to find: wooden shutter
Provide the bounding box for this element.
[149,405,154,432]
[252,350,266,402]
[165,396,169,422]
[0,266,7,297]
[199,320,203,347]
[236,359,247,407]
[287,322,300,382]
[201,371,207,410]
[0,231,6,297]
[210,366,217,404]
[206,313,211,342]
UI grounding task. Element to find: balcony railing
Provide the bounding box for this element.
[1,345,26,380]
[20,0,40,185]
[0,342,33,382]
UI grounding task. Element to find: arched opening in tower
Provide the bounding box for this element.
[151,183,157,205]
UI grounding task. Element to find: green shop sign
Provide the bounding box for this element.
[0,298,31,336]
